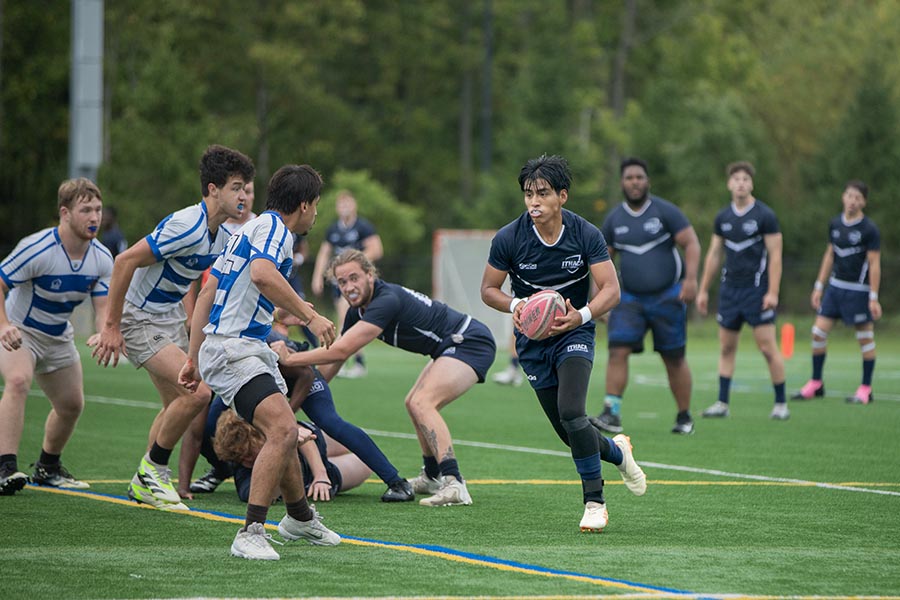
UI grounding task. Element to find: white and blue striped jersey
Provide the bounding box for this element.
[204,211,294,340]
[125,201,236,313]
[1,228,113,337]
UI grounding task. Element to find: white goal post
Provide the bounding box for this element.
[432,229,513,343]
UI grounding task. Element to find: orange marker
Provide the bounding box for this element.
[781,322,795,359]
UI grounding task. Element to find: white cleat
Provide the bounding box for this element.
[419,476,473,507]
[278,508,341,546]
[408,469,443,495]
[231,522,282,560]
[613,434,647,496]
[579,501,608,533]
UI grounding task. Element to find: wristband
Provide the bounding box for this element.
[813,281,824,292]
[869,291,879,301]
[509,297,524,313]
[578,305,593,325]
[313,480,331,486]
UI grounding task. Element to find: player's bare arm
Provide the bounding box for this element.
[696,234,723,316]
[362,234,384,263]
[91,239,157,366]
[867,248,882,320]
[251,258,336,348]
[762,232,783,311]
[179,274,217,392]
[675,225,701,303]
[480,264,525,330]
[0,280,23,351]
[86,295,109,348]
[311,240,334,297]
[810,245,833,310]
[549,260,620,337]
[272,320,381,368]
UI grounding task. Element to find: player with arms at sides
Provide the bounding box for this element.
[90,145,254,511]
[792,180,881,405]
[180,163,339,560]
[272,248,496,507]
[594,157,700,435]
[0,178,112,495]
[480,154,646,533]
[695,161,788,420]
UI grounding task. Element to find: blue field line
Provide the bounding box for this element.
[31,484,701,597]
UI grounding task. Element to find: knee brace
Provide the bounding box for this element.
[561,415,591,433]
[857,330,875,353]
[811,325,828,350]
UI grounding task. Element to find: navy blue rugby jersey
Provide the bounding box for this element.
[828,215,880,286]
[488,209,610,307]
[343,279,469,358]
[713,200,780,288]
[601,195,691,294]
[325,217,377,254]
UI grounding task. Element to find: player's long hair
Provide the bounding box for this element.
[212,410,265,464]
[327,249,379,281]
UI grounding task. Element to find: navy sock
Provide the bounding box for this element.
[423,455,440,479]
[244,503,269,529]
[302,383,400,484]
[718,376,732,404]
[812,353,826,381]
[148,442,172,466]
[38,450,60,466]
[286,498,313,522]
[511,357,520,368]
[862,358,875,386]
[598,435,623,465]
[439,458,462,482]
[773,381,786,404]
[0,454,17,472]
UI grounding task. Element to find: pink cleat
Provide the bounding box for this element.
[791,379,824,400]
[846,384,873,405]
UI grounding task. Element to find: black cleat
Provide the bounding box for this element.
[381,479,415,502]
[590,406,623,434]
[0,465,29,496]
[190,467,231,494]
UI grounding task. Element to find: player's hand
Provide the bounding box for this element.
[179,357,201,392]
[870,299,882,321]
[511,299,525,333]
[91,326,127,367]
[270,340,292,362]
[277,310,306,327]
[309,480,333,502]
[546,298,582,337]
[810,289,823,311]
[0,322,23,351]
[308,313,336,348]
[178,486,194,501]
[679,279,698,303]
[695,291,709,316]
[762,291,779,311]
[297,427,316,446]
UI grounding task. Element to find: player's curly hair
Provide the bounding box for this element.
[212,410,265,464]
[327,249,379,282]
[200,145,255,197]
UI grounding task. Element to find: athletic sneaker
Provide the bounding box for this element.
[128,476,190,511]
[408,469,442,495]
[278,508,341,546]
[0,465,29,496]
[846,384,873,405]
[133,455,181,504]
[702,401,730,418]
[231,522,282,560]
[791,379,825,400]
[590,405,623,434]
[671,415,695,435]
[336,362,367,379]
[612,434,646,496]
[491,365,523,387]
[190,467,230,494]
[419,476,473,507]
[381,478,415,502]
[579,501,608,533]
[30,462,90,489]
[769,403,790,420]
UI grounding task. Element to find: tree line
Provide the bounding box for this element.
[2,0,898,312]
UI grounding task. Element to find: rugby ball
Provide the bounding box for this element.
[519,290,567,340]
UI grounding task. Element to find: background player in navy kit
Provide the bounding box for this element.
[593,157,700,435]
[0,178,113,494]
[311,190,383,378]
[481,155,646,533]
[274,248,495,507]
[696,161,788,420]
[792,180,881,405]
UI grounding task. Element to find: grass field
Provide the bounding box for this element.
[3,316,899,599]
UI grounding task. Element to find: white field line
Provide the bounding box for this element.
[12,387,898,497]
